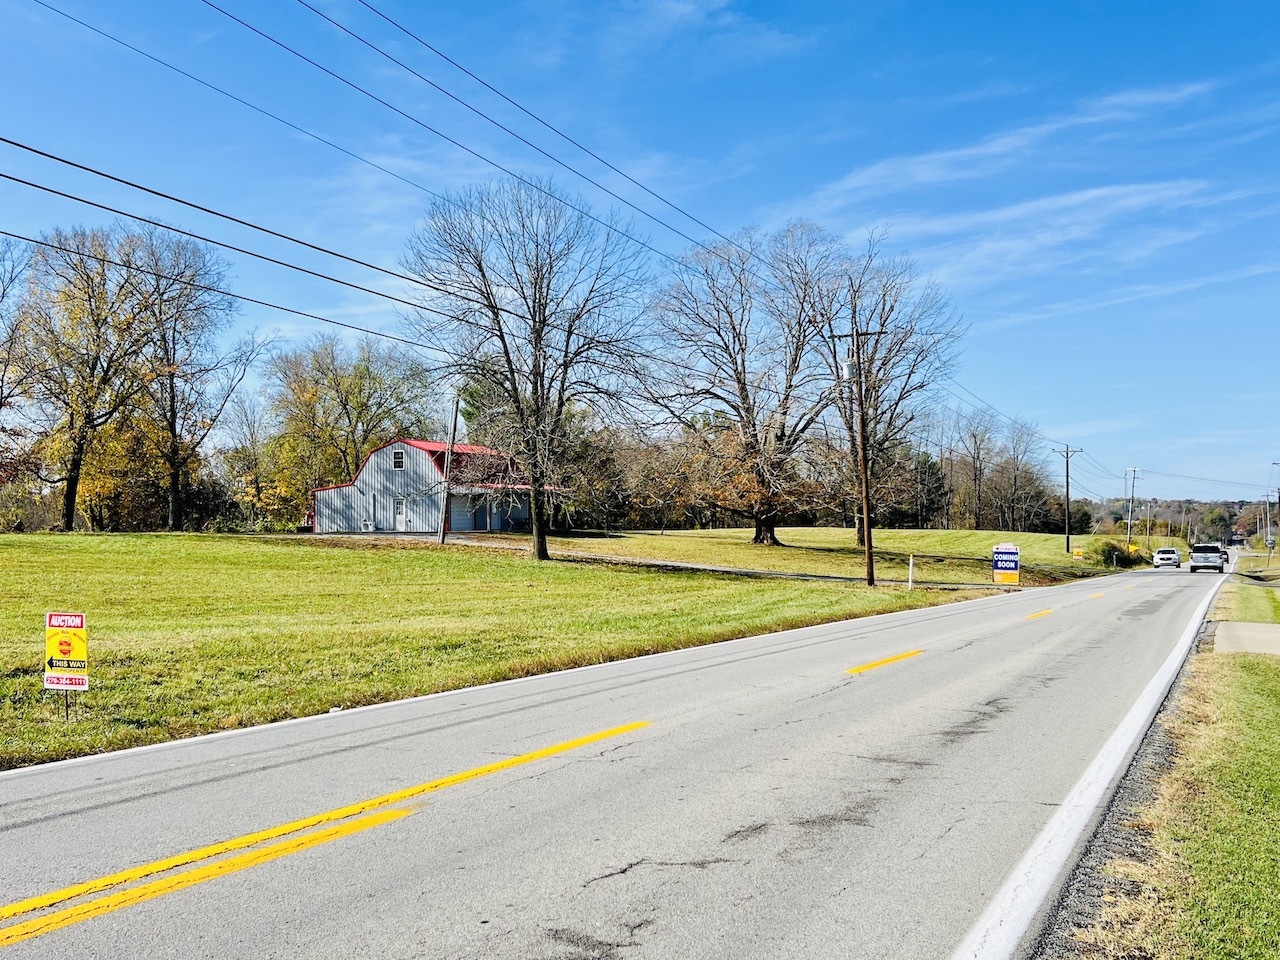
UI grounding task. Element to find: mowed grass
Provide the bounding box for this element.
[1213,563,1280,624]
[1080,653,1280,958]
[0,533,989,769]
[483,527,1137,585]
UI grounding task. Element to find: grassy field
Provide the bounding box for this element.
[1080,653,1280,959]
[479,527,1172,584]
[0,533,993,769]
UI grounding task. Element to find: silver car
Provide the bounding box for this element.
[1189,544,1224,573]
[1153,547,1181,569]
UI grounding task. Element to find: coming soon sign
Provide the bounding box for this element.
[44,612,88,690]
[993,543,1021,586]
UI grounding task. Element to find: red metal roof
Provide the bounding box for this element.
[401,439,504,456]
[310,438,516,496]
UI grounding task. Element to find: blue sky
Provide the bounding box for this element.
[2,0,1278,502]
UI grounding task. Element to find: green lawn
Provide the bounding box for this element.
[481,527,1153,584]
[0,533,990,769]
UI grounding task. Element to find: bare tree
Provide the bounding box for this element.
[953,408,999,529]
[814,235,964,553]
[652,223,835,546]
[403,177,649,561]
[14,226,151,530]
[132,226,267,530]
[989,418,1049,531]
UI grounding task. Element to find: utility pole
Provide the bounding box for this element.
[839,322,875,587]
[1125,467,1140,548]
[1272,461,1280,548]
[437,394,460,546]
[1055,446,1082,554]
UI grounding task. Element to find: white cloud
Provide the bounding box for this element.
[801,81,1217,215]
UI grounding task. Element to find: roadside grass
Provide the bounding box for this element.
[1211,563,1280,624]
[0,533,989,769]
[1077,653,1280,959]
[1231,552,1280,577]
[479,527,1131,584]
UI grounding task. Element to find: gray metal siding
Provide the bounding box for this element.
[313,443,446,533]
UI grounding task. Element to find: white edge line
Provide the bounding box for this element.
[948,573,1229,960]
[0,569,1103,781]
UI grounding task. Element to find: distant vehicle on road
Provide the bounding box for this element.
[1153,547,1181,569]
[1218,546,1230,563]
[1189,543,1225,573]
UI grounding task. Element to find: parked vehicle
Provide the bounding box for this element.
[1153,547,1181,569]
[1189,543,1225,573]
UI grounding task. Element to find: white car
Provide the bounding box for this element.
[1153,547,1181,569]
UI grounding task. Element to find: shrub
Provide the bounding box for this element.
[1088,539,1147,568]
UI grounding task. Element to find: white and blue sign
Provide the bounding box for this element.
[993,543,1021,584]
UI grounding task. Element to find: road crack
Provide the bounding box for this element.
[582,857,733,887]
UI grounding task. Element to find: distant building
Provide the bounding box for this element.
[311,439,531,535]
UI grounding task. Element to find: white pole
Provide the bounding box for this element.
[908,554,914,591]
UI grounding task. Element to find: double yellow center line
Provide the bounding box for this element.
[0,721,650,948]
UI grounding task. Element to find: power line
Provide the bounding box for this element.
[0,170,431,315]
[196,0,682,270]
[293,0,747,264]
[0,135,428,293]
[939,377,1068,447]
[32,0,766,295]
[1080,450,1122,479]
[353,0,744,253]
[1142,469,1272,492]
[1,226,430,349]
[29,0,451,208]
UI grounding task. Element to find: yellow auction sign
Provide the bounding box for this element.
[44,612,88,690]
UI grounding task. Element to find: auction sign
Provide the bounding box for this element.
[44,612,88,690]
[992,543,1021,586]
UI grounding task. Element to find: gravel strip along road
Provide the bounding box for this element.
[1028,618,1217,958]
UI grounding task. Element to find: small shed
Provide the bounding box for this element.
[311,439,531,535]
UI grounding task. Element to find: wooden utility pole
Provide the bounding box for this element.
[1125,467,1140,548]
[841,324,875,586]
[437,395,460,546]
[1055,446,1081,555]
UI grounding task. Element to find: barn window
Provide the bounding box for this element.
[392,450,405,470]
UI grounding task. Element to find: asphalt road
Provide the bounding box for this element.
[0,567,1224,959]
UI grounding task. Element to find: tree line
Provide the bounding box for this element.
[0,180,1077,553]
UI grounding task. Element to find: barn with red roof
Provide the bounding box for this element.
[311,439,531,535]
